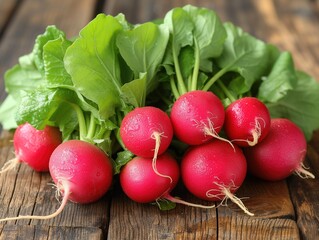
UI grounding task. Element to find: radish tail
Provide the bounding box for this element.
[151,132,172,183]
[0,157,20,174]
[295,163,315,179]
[164,194,215,209]
[0,183,70,222]
[203,119,235,151]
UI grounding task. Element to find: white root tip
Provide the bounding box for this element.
[203,126,235,151]
[151,132,173,184]
[295,163,315,179]
[207,182,254,216]
[221,187,254,216]
[163,194,215,209]
[0,157,21,174]
[246,130,259,147]
[0,182,70,222]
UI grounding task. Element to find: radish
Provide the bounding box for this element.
[0,123,62,173]
[0,140,113,222]
[224,97,271,147]
[120,152,179,204]
[120,152,214,208]
[181,140,253,216]
[170,90,227,146]
[120,106,173,178]
[244,118,315,181]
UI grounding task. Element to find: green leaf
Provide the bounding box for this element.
[4,63,42,99]
[64,14,124,120]
[164,7,194,55]
[152,199,176,210]
[116,22,169,93]
[121,73,147,107]
[0,95,18,129]
[183,5,226,72]
[266,71,319,141]
[216,22,269,89]
[114,150,134,174]
[258,52,297,102]
[43,36,73,85]
[33,25,66,74]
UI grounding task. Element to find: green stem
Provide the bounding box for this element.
[190,37,200,91]
[202,67,228,91]
[86,114,96,140]
[170,76,180,100]
[71,103,87,141]
[217,80,236,102]
[172,42,187,96]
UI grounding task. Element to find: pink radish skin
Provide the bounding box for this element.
[0,140,113,222]
[119,152,214,208]
[170,90,225,145]
[244,118,315,181]
[0,123,62,173]
[49,140,113,203]
[120,106,173,158]
[181,140,253,216]
[224,97,271,147]
[120,152,179,203]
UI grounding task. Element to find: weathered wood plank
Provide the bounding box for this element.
[0,224,103,240]
[287,144,319,240]
[229,176,295,219]
[217,212,300,240]
[107,187,217,239]
[0,0,20,35]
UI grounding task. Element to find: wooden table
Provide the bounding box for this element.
[0,0,319,239]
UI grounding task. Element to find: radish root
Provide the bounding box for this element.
[163,194,215,209]
[295,163,315,179]
[202,118,235,151]
[206,182,254,216]
[151,132,172,183]
[231,117,265,147]
[0,157,20,174]
[0,180,71,222]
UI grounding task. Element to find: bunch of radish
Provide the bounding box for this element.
[0,91,315,222]
[0,5,316,222]
[118,91,315,216]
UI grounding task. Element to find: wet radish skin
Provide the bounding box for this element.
[119,152,180,203]
[181,140,247,201]
[14,123,62,172]
[170,90,225,145]
[120,106,173,158]
[244,118,307,181]
[224,97,271,147]
[49,140,113,204]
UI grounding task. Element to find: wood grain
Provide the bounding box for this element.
[0,225,103,240]
[0,0,20,36]
[108,187,217,239]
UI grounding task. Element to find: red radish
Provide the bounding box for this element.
[170,90,226,145]
[120,106,173,158]
[120,152,179,203]
[244,118,315,181]
[120,152,214,208]
[224,97,271,147]
[0,123,62,173]
[181,140,253,216]
[120,106,173,178]
[0,140,113,222]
